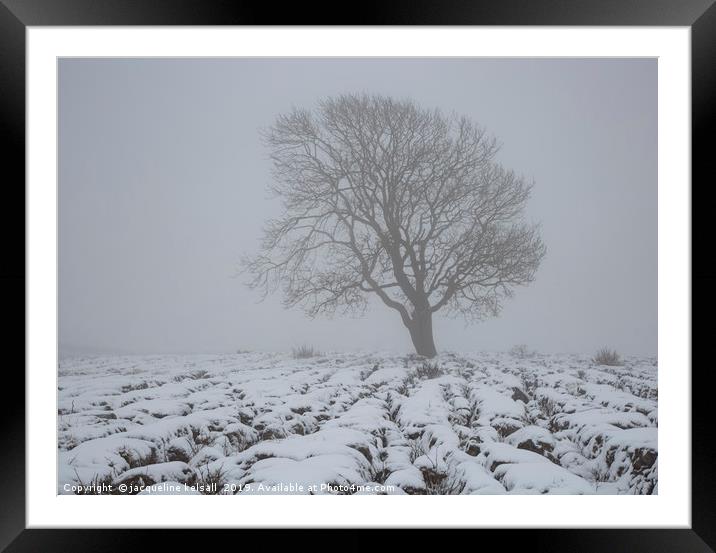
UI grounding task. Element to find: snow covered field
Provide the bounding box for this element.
[58,352,657,495]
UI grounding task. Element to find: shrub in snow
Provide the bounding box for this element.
[292,345,322,359]
[592,348,623,366]
[510,387,530,403]
[510,344,536,359]
[406,438,427,463]
[165,438,193,463]
[414,361,443,379]
[421,466,467,495]
[195,463,229,494]
[537,396,559,419]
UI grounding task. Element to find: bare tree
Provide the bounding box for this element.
[244,94,545,357]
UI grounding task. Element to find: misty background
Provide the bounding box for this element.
[58,58,656,357]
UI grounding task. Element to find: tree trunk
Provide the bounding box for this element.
[407,310,437,358]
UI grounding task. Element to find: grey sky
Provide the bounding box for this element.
[59,58,656,356]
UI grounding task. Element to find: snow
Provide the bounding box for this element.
[494,462,595,494]
[58,351,657,495]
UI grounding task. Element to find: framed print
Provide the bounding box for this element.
[2,0,714,550]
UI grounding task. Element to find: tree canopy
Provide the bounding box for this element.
[244,94,545,357]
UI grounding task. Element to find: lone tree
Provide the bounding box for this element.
[244,94,545,357]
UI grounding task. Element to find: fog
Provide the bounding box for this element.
[59,58,656,357]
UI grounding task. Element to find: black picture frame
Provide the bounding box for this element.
[1,1,713,550]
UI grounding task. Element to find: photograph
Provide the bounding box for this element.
[57,57,657,497]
